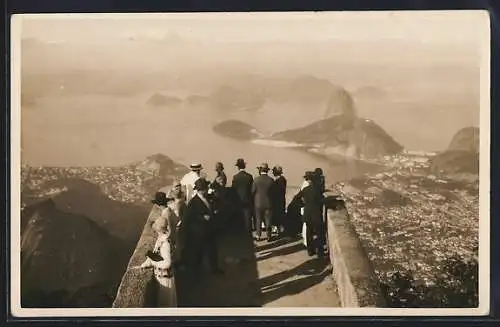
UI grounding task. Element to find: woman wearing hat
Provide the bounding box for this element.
[214,162,227,187]
[150,192,182,264]
[167,181,188,263]
[167,180,186,202]
[132,203,177,306]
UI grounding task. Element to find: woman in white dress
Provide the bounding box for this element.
[132,192,179,307]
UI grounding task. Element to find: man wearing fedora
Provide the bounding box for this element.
[251,163,275,241]
[180,162,207,203]
[271,165,287,236]
[299,171,326,258]
[231,158,254,234]
[182,178,224,275]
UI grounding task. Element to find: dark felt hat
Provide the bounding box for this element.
[151,191,175,206]
[257,162,270,172]
[235,158,246,168]
[272,165,283,175]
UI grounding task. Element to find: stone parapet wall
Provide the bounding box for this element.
[112,205,175,308]
[325,195,386,307]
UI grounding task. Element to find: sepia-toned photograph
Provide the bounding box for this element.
[10,11,490,317]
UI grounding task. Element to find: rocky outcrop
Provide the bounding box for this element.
[431,127,480,175]
[146,93,182,107]
[212,119,262,140]
[21,198,129,308]
[447,127,479,153]
[431,150,479,175]
[272,115,403,159]
[33,178,149,244]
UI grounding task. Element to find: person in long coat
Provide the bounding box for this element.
[214,162,228,187]
[183,178,224,274]
[271,165,287,236]
[298,171,326,258]
[209,174,231,233]
[231,158,254,234]
[251,163,275,241]
[285,192,304,237]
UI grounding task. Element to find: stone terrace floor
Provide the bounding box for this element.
[175,227,340,307]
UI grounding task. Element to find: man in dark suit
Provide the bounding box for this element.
[251,163,275,241]
[299,171,325,258]
[183,178,224,274]
[271,165,287,236]
[231,158,254,234]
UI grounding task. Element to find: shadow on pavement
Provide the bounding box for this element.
[254,236,299,252]
[257,242,304,262]
[176,228,262,307]
[260,258,332,305]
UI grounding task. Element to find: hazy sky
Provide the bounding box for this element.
[18,11,487,45]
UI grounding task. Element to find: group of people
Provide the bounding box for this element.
[132,158,329,306]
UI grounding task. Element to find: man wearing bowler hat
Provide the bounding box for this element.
[231,158,255,234]
[183,178,224,275]
[180,162,207,203]
[251,163,275,241]
[299,171,326,258]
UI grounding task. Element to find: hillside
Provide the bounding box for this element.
[430,127,480,175]
[21,199,129,307]
[332,152,479,290]
[224,74,353,109]
[447,126,479,153]
[20,154,188,307]
[272,115,404,159]
[36,178,149,244]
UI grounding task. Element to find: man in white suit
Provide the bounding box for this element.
[180,163,207,203]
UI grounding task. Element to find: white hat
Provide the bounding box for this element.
[189,163,203,170]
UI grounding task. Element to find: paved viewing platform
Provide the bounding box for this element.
[113,194,386,309]
[176,230,340,307]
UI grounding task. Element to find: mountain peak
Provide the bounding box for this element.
[271,114,403,159]
[447,126,479,153]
